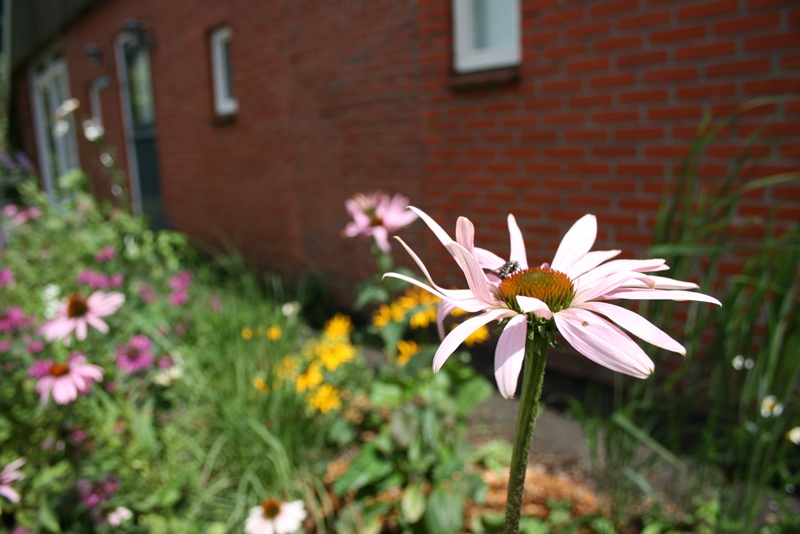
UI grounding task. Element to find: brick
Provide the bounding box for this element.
[542,79,583,92]
[539,7,584,26]
[714,12,781,34]
[590,0,639,17]
[780,55,800,70]
[618,10,671,30]
[569,94,613,107]
[523,30,559,47]
[743,78,800,96]
[544,112,585,124]
[569,162,609,174]
[565,57,610,72]
[545,43,587,59]
[564,129,608,141]
[504,148,539,158]
[675,41,736,61]
[619,88,669,103]
[525,162,561,173]
[644,145,692,158]
[651,25,706,44]
[643,67,698,83]
[589,73,637,88]
[618,163,665,176]
[593,146,638,157]
[614,127,664,140]
[594,110,639,122]
[707,58,771,77]
[565,21,611,39]
[745,33,800,52]
[676,83,737,100]
[647,106,704,120]
[502,116,538,127]
[595,35,642,52]
[543,147,584,158]
[618,51,668,68]
[677,0,739,21]
[521,132,558,143]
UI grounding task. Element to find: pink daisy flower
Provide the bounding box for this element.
[0,268,14,287]
[94,246,117,263]
[116,335,154,374]
[170,271,193,293]
[0,457,25,504]
[40,291,124,342]
[342,192,418,253]
[245,498,307,534]
[28,354,103,404]
[386,208,721,398]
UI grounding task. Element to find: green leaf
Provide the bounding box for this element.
[38,500,62,533]
[422,485,465,534]
[454,376,493,414]
[369,381,405,407]
[519,517,549,534]
[401,482,426,524]
[389,410,419,449]
[332,445,393,495]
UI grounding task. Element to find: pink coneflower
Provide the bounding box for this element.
[170,271,193,293]
[108,274,124,288]
[168,291,188,306]
[40,291,124,342]
[386,209,721,398]
[28,354,103,404]
[0,268,13,287]
[0,307,29,333]
[94,246,116,263]
[116,335,154,374]
[138,283,157,304]
[26,340,44,353]
[0,458,25,505]
[342,192,418,253]
[77,269,109,289]
[78,477,119,510]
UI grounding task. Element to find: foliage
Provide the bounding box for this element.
[573,101,800,531]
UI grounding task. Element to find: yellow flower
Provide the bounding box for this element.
[296,363,323,392]
[275,356,299,381]
[308,384,342,413]
[241,327,253,340]
[372,303,405,329]
[463,324,490,346]
[409,306,437,329]
[252,377,268,393]
[324,314,354,341]
[396,339,420,366]
[450,307,468,317]
[266,325,282,341]
[316,341,356,371]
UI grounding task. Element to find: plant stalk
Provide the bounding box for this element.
[503,329,548,534]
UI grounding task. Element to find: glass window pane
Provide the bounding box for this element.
[222,39,235,99]
[473,0,515,50]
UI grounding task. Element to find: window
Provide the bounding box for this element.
[29,52,80,196]
[210,26,237,116]
[452,0,521,74]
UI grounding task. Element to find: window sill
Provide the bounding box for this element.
[209,113,236,126]
[448,66,520,92]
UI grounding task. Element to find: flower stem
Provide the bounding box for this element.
[503,328,548,534]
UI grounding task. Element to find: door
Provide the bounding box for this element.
[116,32,166,227]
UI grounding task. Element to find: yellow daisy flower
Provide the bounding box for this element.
[324,314,354,341]
[464,324,490,346]
[308,384,342,413]
[396,339,420,366]
[241,327,253,340]
[316,341,357,371]
[296,363,323,392]
[266,325,282,341]
[275,356,299,381]
[252,377,268,393]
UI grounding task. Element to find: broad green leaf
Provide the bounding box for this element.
[422,485,465,534]
[401,482,426,523]
[331,445,393,495]
[38,500,62,533]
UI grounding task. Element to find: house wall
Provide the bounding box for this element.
[14,0,800,379]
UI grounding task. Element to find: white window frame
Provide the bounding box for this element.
[28,52,80,196]
[452,0,521,74]
[210,26,238,115]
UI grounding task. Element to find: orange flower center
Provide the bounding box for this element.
[495,267,575,313]
[49,363,71,377]
[66,294,89,318]
[261,498,281,519]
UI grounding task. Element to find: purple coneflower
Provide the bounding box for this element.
[116,335,154,374]
[0,458,25,505]
[40,291,124,342]
[342,192,418,253]
[28,354,103,404]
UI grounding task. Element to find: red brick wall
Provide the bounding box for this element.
[413,0,800,289]
[14,0,800,307]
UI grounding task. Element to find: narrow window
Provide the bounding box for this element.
[210,26,237,116]
[452,0,521,73]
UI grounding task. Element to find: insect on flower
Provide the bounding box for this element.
[487,260,520,280]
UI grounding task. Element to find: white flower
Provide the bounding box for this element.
[281,302,300,318]
[152,365,183,386]
[42,284,61,319]
[244,499,306,534]
[760,395,784,418]
[82,119,105,142]
[107,506,133,526]
[787,427,800,445]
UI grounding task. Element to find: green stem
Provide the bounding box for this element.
[503,328,548,534]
